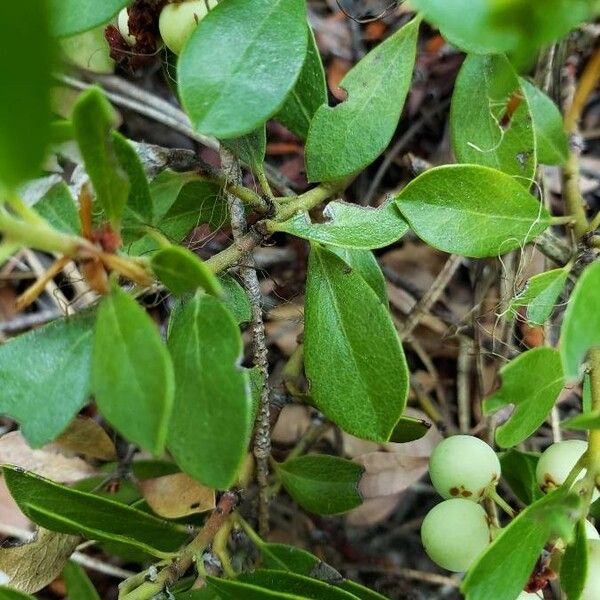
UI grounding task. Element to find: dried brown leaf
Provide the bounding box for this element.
[55,416,117,461]
[272,405,312,445]
[139,473,215,519]
[346,493,403,527]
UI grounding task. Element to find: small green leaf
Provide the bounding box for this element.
[238,570,360,600]
[388,415,431,443]
[62,561,100,600]
[520,79,569,165]
[329,247,387,306]
[0,1,53,189]
[562,411,600,431]
[48,0,128,37]
[167,293,252,489]
[304,245,409,442]
[462,490,579,600]
[221,127,266,173]
[499,449,543,506]
[3,467,189,557]
[305,18,419,182]
[276,454,363,515]
[207,577,303,599]
[270,201,409,250]
[0,314,94,448]
[560,261,600,381]
[395,164,550,257]
[34,182,80,234]
[275,25,327,139]
[179,0,307,138]
[220,275,252,324]
[151,246,223,297]
[92,285,174,454]
[509,267,570,325]
[0,589,35,600]
[72,88,130,227]
[483,348,564,448]
[450,54,536,184]
[560,519,588,600]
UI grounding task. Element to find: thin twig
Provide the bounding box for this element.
[221,148,271,538]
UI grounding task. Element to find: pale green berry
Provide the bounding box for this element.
[428,435,501,500]
[159,0,218,55]
[516,593,541,599]
[585,520,600,540]
[421,499,490,572]
[535,440,598,500]
[60,26,115,74]
[117,7,137,45]
[581,540,600,600]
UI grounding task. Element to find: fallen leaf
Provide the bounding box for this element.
[0,528,80,593]
[140,473,215,519]
[55,416,117,461]
[0,431,96,483]
[271,405,312,445]
[0,476,30,531]
[346,493,403,527]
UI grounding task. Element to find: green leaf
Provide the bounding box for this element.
[0,314,94,448]
[72,87,130,227]
[483,348,564,448]
[395,164,550,257]
[221,127,266,173]
[275,26,327,139]
[270,201,409,250]
[450,55,536,184]
[167,293,252,489]
[2,467,189,557]
[304,245,408,441]
[92,285,174,454]
[0,1,53,189]
[560,261,600,381]
[0,589,35,600]
[112,132,154,240]
[220,275,252,324]
[509,267,570,325]
[207,577,304,600]
[151,246,223,297]
[560,519,588,600]
[499,449,543,506]
[179,0,307,138]
[562,411,600,431]
[48,0,129,37]
[388,415,431,443]
[276,454,363,515]
[462,490,579,600]
[62,561,100,600]
[330,248,387,306]
[305,17,418,182]
[239,570,360,600]
[520,79,569,165]
[34,182,80,234]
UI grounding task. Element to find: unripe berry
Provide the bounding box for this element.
[428,435,501,500]
[159,0,218,55]
[585,520,600,540]
[421,499,490,572]
[581,540,600,600]
[535,440,598,500]
[117,8,137,46]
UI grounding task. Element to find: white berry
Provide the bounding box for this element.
[515,593,541,599]
[159,0,218,55]
[117,7,137,45]
[421,499,490,572]
[428,435,501,500]
[585,520,600,540]
[581,540,600,600]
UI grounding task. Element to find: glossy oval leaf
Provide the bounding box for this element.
[560,260,600,382]
[509,267,570,326]
[48,0,128,37]
[451,54,536,184]
[520,79,569,166]
[305,18,419,182]
[0,313,94,448]
[498,449,543,506]
[462,490,580,600]
[72,88,130,227]
[0,1,53,189]
[560,519,588,600]
[92,285,174,454]
[167,293,252,489]
[330,248,387,306]
[62,561,100,600]
[483,348,564,448]
[151,246,223,297]
[388,415,431,444]
[276,454,363,515]
[179,0,307,138]
[275,25,327,139]
[2,467,189,557]
[221,127,266,174]
[395,164,551,257]
[207,577,305,600]
[304,244,409,441]
[220,275,252,324]
[269,201,409,250]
